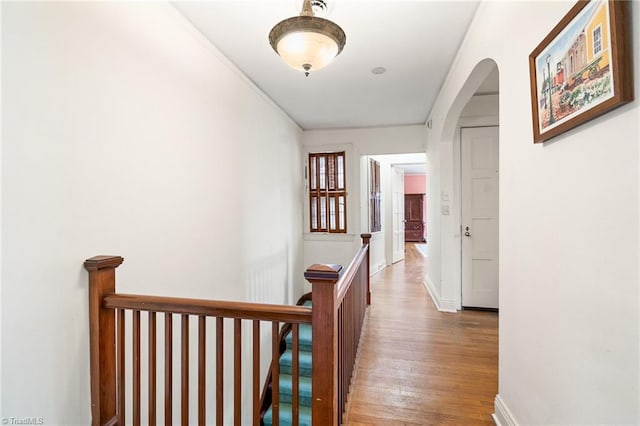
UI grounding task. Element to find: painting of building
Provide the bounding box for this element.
[535,0,613,132]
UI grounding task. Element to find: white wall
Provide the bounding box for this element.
[302,125,426,270]
[1,2,303,424]
[427,1,639,424]
[0,2,4,415]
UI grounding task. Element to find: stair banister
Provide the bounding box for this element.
[85,233,371,425]
[303,233,372,426]
[304,263,342,426]
[85,255,124,426]
[362,233,371,304]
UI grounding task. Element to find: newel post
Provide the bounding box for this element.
[361,233,372,305]
[305,263,342,426]
[85,255,124,426]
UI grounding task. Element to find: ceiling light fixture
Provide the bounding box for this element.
[269,0,346,77]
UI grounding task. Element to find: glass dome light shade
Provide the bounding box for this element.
[277,31,339,72]
[269,15,346,74]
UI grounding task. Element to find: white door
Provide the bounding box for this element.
[461,126,499,309]
[391,166,405,263]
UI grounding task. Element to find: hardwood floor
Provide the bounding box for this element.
[343,243,498,425]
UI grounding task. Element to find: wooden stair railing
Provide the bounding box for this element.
[257,293,313,425]
[86,233,371,426]
[304,233,371,426]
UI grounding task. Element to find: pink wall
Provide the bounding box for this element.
[404,175,426,194]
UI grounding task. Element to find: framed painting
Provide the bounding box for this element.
[529,0,633,144]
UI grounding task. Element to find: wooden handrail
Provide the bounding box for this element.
[86,234,371,426]
[336,243,368,305]
[103,294,312,323]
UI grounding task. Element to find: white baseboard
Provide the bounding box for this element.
[423,276,457,313]
[493,394,517,426]
[371,262,386,275]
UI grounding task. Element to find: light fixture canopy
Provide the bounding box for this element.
[269,0,346,76]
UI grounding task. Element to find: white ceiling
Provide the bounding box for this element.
[172,1,480,130]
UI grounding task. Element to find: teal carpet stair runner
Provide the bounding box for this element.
[263,301,313,426]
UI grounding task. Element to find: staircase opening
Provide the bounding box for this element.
[85,235,372,425]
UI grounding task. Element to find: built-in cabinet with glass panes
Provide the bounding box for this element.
[309,152,346,233]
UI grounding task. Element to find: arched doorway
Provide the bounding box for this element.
[425,59,500,312]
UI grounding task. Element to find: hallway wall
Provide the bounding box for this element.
[1,3,303,423]
[404,175,426,194]
[426,1,639,424]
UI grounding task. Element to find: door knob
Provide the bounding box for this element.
[464,226,471,237]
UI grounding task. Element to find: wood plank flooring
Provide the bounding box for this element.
[343,244,498,425]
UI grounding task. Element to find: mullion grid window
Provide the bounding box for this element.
[309,152,346,233]
[369,159,381,232]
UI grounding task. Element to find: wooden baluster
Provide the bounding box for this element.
[338,302,344,424]
[133,310,141,426]
[85,255,124,426]
[181,315,189,425]
[344,292,349,404]
[359,264,365,335]
[165,313,173,426]
[198,316,206,426]
[291,324,299,426]
[338,296,350,423]
[345,302,349,422]
[337,306,343,423]
[234,319,242,426]
[351,283,356,417]
[350,284,354,366]
[271,321,280,426]
[149,312,157,426]
[357,269,363,338]
[216,317,224,426]
[252,320,260,426]
[361,234,372,305]
[117,309,125,425]
[305,263,342,426]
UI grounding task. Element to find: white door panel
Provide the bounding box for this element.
[461,126,499,309]
[392,166,405,263]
